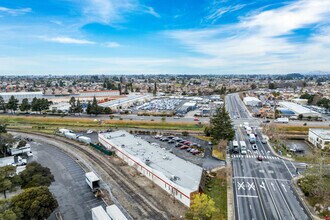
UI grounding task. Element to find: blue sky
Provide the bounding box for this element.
[0,0,329,75]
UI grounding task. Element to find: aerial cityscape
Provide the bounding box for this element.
[0,1,330,220]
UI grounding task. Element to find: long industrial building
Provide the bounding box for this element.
[279,101,321,119]
[0,91,43,102]
[98,130,203,207]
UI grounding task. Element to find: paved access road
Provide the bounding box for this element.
[15,133,106,220]
[226,93,311,220]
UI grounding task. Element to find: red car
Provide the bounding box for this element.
[257,155,263,161]
[194,118,199,121]
[183,141,192,145]
[180,145,189,149]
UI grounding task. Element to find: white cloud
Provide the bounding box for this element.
[103,41,121,48]
[42,36,95,44]
[0,6,31,16]
[204,4,246,23]
[142,6,160,18]
[167,0,330,73]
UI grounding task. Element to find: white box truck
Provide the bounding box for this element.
[275,117,289,123]
[65,132,77,140]
[239,141,247,155]
[77,136,91,144]
[91,206,111,220]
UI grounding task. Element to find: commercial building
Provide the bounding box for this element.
[243,97,262,107]
[0,91,43,102]
[279,102,321,119]
[292,98,308,105]
[99,94,152,109]
[308,129,330,150]
[98,130,203,207]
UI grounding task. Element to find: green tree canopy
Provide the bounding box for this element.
[0,166,21,199]
[11,186,58,220]
[19,161,54,189]
[19,98,31,113]
[6,96,18,114]
[186,193,216,220]
[209,105,235,144]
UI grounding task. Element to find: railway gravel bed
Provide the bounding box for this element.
[12,130,185,220]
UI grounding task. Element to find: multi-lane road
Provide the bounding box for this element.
[226,93,311,220]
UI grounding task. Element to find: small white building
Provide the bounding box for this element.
[308,129,330,149]
[243,97,262,107]
[98,130,203,207]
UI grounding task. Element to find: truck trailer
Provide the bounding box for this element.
[85,172,100,192]
[91,206,111,220]
[106,205,128,220]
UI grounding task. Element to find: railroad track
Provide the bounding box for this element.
[13,130,170,220]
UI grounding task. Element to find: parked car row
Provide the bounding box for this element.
[155,135,202,155]
[136,98,183,111]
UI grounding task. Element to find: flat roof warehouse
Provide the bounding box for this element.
[99,130,203,206]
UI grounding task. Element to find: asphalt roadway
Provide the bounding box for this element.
[226,94,311,220]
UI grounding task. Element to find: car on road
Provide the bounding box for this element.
[194,118,199,121]
[174,116,180,119]
[155,135,162,139]
[27,151,33,157]
[261,139,267,144]
[257,155,263,161]
[252,144,258,150]
[263,119,271,123]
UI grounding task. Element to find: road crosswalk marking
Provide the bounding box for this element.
[231,154,280,160]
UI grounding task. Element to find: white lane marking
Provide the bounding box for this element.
[270,182,276,191]
[290,161,298,174]
[268,170,274,174]
[259,169,265,173]
[237,195,259,198]
[281,183,287,193]
[275,181,294,219]
[234,179,240,220]
[265,181,282,220]
[253,179,268,220]
[247,182,255,191]
[282,160,294,178]
[238,182,245,190]
[259,181,266,190]
[233,176,290,181]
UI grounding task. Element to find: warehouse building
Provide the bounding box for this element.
[0,91,43,102]
[243,97,262,107]
[308,129,330,150]
[279,102,321,119]
[98,130,203,207]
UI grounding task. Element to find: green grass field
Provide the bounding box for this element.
[0,115,204,133]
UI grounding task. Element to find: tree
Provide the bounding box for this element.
[75,99,83,115]
[19,161,54,189]
[118,83,122,95]
[209,105,235,144]
[86,101,92,115]
[186,193,216,220]
[17,140,27,148]
[19,98,31,113]
[0,96,6,113]
[153,82,157,96]
[251,83,257,90]
[268,82,276,89]
[31,97,39,113]
[6,96,18,114]
[91,96,101,116]
[69,97,76,114]
[11,186,58,220]
[0,132,15,157]
[0,166,21,199]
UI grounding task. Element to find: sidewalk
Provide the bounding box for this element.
[226,154,234,220]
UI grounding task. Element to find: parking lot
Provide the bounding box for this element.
[134,98,185,112]
[28,140,106,220]
[283,140,314,156]
[140,134,224,170]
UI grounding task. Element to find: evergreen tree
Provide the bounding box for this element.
[69,97,76,114]
[153,82,157,96]
[75,99,83,115]
[19,98,31,113]
[0,96,6,112]
[118,83,122,95]
[31,97,39,112]
[91,96,101,115]
[86,101,92,115]
[209,105,235,143]
[6,96,18,114]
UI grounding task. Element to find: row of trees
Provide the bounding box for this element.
[86,96,112,116]
[69,97,83,114]
[0,96,50,114]
[300,93,330,110]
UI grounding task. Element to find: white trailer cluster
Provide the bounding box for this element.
[77,136,91,144]
[92,205,128,220]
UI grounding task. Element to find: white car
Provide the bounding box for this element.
[27,151,33,157]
